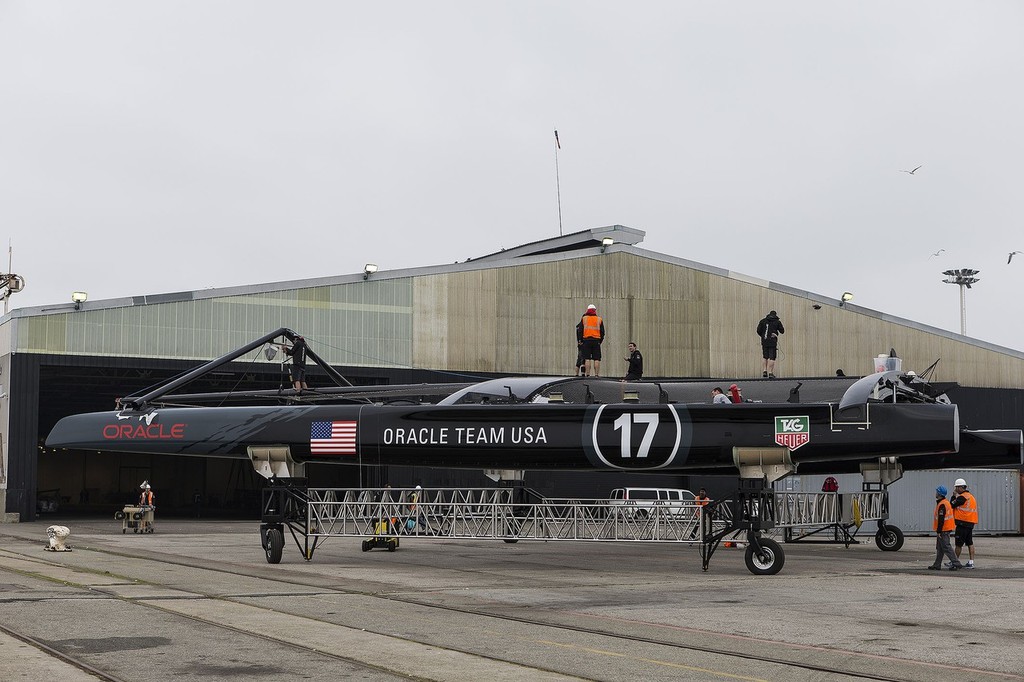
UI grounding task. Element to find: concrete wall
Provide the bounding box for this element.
[411,252,1024,386]
[8,249,1024,386]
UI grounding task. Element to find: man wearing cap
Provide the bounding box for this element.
[950,478,978,568]
[755,310,785,378]
[929,485,963,570]
[576,304,605,377]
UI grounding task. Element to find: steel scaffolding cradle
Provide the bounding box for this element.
[257,479,799,575]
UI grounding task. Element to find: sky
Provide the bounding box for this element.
[2,2,1023,352]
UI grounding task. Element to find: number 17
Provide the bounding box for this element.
[612,413,659,458]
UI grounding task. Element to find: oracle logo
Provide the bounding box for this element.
[102,423,186,440]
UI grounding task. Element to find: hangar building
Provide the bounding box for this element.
[3,225,1023,521]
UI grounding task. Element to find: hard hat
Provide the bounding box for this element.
[936,485,948,497]
[145,484,151,490]
[415,485,422,490]
[954,478,967,488]
[587,304,596,310]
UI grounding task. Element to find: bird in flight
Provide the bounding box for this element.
[900,165,922,175]
[1009,251,1023,264]
[928,249,945,259]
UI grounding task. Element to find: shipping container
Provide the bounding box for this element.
[776,469,1021,535]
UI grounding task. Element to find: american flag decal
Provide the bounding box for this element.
[310,420,357,455]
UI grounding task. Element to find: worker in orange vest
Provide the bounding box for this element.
[138,482,155,533]
[576,304,605,377]
[928,485,962,570]
[950,478,978,569]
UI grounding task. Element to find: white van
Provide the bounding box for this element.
[608,487,695,518]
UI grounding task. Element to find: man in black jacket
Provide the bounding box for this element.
[756,310,785,378]
[282,336,309,392]
[623,342,643,381]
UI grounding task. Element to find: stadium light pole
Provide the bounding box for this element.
[942,268,980,336]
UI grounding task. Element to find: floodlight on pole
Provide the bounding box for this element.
[0,273,24,300]
[600,237,614,253]
[839,292,854,307]
[363,263,378,280]
[941,268,980,335]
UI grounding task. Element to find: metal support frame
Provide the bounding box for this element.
[778,491,888,547]
[698,477,778,571]
[254,482,899,573]
[259,477,318,561]
[120,327,352,410]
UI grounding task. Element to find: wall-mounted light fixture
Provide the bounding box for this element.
[71,291,88,310]
[600,237,614,253]
[839,292,854,307]
[363,263,378,280]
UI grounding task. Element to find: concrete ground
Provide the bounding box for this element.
[1,518,1022,681]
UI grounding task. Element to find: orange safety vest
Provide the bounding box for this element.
[933,499,955,532]
[953,491,978,524]
[140,490,154,506]
[581,315,603,339]
[695,495,710,508]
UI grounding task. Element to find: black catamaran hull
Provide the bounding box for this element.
[45,401,1022,474]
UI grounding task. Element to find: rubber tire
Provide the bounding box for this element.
[387,539,397,552]
[636,509,649,520]
[744,537,785,575]
[503,539,519,544]
[265,528,284,564]
[122,528,126,534]
[361,540,372,552]
[875,525,905,552]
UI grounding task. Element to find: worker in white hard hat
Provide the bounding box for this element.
[949,478,977,568]
[138,483,155,533]
[407,485,431,533]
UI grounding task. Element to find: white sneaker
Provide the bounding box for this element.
[965,561,974,568]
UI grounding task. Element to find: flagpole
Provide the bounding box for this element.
[4,242,10,315]
[554,128,563,236]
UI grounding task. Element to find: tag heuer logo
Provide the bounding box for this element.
[775,416,810,450]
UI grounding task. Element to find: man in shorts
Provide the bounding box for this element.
[282,335,309,392]
[756,310,785,378]
[576,304,605,377]
[950,478,978,568]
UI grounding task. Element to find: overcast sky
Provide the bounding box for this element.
[3,2,1023,354]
